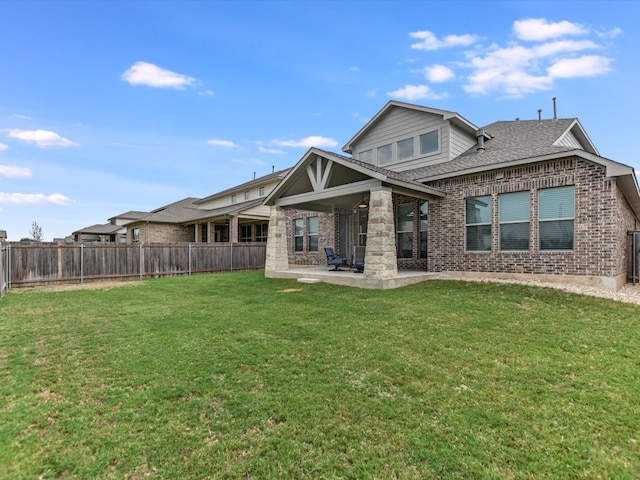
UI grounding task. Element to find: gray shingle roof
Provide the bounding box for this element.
[195,168,291,205]
[73,223,122,235]
[402,118,578,181]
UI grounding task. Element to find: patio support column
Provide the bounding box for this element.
[229,216,239,243]
[195,223,201,243]
[364,187,398,280]
[207,222,212,243]
[265,206,289,276]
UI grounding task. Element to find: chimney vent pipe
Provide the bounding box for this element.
[476,129,486,152]
[552,97,557,121]
[537,109,542,122]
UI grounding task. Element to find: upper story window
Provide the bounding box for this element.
[231,194,237,204]
[420,131,439,155]
[359,149,373,163]
[398,138,414,161]
[259,187,265,197]
[244,191,250,200]
[356,128,440,167]
[377,144,392,165]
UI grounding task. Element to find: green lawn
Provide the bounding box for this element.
[1,272,639,479]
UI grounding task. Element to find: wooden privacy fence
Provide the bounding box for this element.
[1,243,267,290]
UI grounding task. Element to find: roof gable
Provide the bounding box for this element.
[342,100,478,154]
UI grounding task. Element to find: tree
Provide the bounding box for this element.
[29,220,44,242]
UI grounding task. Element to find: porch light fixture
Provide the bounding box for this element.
[358,194,369,209]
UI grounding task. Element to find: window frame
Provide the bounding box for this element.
[397,137,414,161]
[396,203,414,259]
[538,186,575,251]
[231,194,237,204]
[256,223,268,242]
[259,186,265,197]
[465,196,492,252]
[307,216,319,252]
[419,201,428,259]
[419,130,440,156]
[240,225,252,242]
[293,218,304,253]
[499,191,531,251]
[377,144,393,166]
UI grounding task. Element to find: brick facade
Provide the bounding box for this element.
[426,157,638,285]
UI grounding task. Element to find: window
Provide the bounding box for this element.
[420,131,439,155]
[256,223,268,242]
[419,202,428,258]
[359,149,373,163]
[231,194,237,204]
[308,216,319,252]
[259,187,265,197]
[466,196,492,251]
[244,191,250,200]
[240,225,252,242]
[132,228,140,243]
[539,186,574,250]
[398,138,414,161]
[499,192,530,250]
[377,144,392,165]
[397,204,414,259]
[358,208,368,246]
[294,219,304,252]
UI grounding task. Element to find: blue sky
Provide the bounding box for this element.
[0,0,637,241]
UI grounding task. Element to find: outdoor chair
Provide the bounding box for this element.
[324,247,348,271]
[351,245,365,273]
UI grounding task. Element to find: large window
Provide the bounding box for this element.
[294,219,304,252]
[308,216,319,252]
[240,225,252,242]
[466,196,492,251]
[499,192,530,250]
[398,138,414,161]
[377,144,392,165]
[358,208,368,246]
[539,186,574,250]
[420,131,439,155]
[359,149,373,163]
[396,203,414,258]
[256,223,268,242]
[419,201,428,258]
[132,228,140,243]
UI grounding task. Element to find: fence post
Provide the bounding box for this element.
[139,242,143,279]
[188,243,192,276]
[0,246,3,298]
[7,244,10,291]
[80,244,84,284]
[230,242,233,272]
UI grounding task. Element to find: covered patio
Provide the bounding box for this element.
[263,148,445,289]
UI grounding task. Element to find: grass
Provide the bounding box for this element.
[1,271,639,479]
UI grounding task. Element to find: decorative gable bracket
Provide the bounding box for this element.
[306,155,333,192]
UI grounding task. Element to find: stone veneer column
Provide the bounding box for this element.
[264,206,289,276]
[364,188,398,280]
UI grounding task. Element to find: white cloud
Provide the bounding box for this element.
[258,146,286,155]
[386,84,446,101]
[547,55,613,78]
[0,192,74,206]
[0,165,31,178]
[597,27,622,39]
[0,143,8,152]
[198,89,215,97]
[424,64,455,82]
[7,129,79,148]
[13,114,32,120]
[206,138,238,148]
[121,61,196,89]
[514,19,588,42]
[410,30,479,51]
[273,136,338,148]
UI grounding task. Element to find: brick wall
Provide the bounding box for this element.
[284,209,335,265]
[426,157,638,279]
[129,223,195,243]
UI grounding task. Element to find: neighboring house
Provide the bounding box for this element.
[0,230,6,243]
[264,100,640,290]
[73,210,148,243]
[124,169,290,243]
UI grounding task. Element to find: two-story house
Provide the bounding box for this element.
[264,101,640,290]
